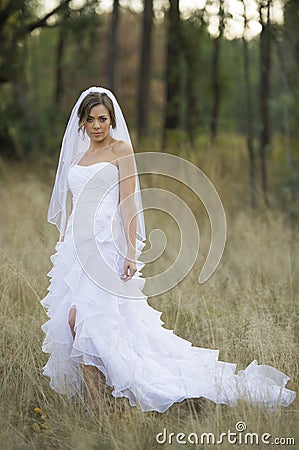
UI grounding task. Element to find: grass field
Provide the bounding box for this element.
[0,135,298,449]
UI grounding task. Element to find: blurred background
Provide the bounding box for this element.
[0,0,298,212]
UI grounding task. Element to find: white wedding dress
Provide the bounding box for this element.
[40,162,296,413]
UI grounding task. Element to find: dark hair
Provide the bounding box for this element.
[78,92,116,131]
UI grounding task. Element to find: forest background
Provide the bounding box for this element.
[1,0,298,209]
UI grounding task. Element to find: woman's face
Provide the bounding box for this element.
[84,103,112,143]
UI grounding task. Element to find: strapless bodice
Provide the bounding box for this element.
[67,162,122,243]
[68,162,119,205]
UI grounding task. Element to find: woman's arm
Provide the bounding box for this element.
[118,142,138,281]
[60,191,73,242]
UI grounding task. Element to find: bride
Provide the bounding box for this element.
[40,86,296,413]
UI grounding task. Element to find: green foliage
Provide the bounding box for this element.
[0,0,103,157]
[0,1,298,161]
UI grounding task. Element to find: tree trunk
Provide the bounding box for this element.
[163,0,183,147]
[259,0,271,205]
[106,0,120,92]
[242,0,256,208]
[209,0,225,144]
[210,36,220,143]
[183,20,202,148]
[243,36,256,208]
[137,0,153,142]
[272,1,298,206]
[55,28,65,105]
[12,42,38,156]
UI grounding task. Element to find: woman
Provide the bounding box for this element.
[41,86,296,413]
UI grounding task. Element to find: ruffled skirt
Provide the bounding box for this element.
[40,215,296,412]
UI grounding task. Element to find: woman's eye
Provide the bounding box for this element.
[86,117,93,123]
[100,117,107,122]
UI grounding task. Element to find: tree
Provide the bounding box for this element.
[182,12,204,147]
[272,0,299,203]
[242,0,256,207]
[163,0,185,147]
[282,0,299,113]
[274,0,299,136]
[137,0,154,141]
[55,15,68,105]
[209,0,225,144]
[0,0,72,157]
[55,0,100,105]
[258,0,272,205]
[106,0,120,92]
[0,0,72,85]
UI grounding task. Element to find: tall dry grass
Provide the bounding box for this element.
[0,135,298,449]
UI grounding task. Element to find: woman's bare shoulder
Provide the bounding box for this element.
[113,139,134,157]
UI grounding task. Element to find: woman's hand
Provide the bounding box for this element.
[121,256,137,281]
